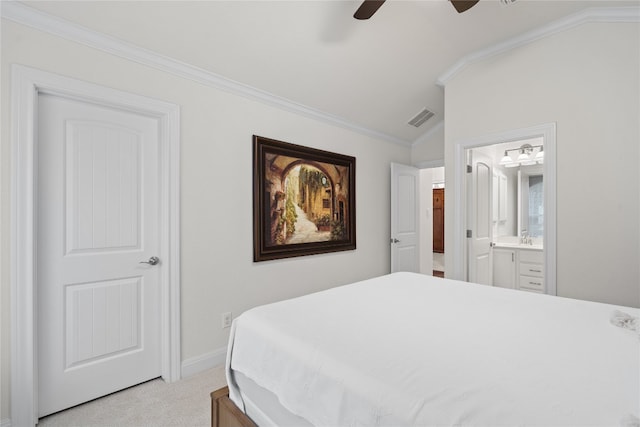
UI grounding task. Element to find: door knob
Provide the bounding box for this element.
[139,256,160,266]
[391,238,400,243]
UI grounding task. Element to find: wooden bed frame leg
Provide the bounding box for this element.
[211,386,257,427]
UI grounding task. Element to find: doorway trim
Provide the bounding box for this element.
[452,123,556,295]
[10,65,181,426]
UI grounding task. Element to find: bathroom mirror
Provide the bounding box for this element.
[518,164,544,239]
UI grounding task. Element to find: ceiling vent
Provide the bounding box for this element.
[407,108,435,128]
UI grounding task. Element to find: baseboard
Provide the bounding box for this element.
[1,418,12,427]
[181,346,227,379]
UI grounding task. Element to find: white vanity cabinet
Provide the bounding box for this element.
[493,248,516,289]
[492,246,544,293]
[517,249,545,293]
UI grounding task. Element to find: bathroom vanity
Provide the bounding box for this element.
[493,243,544,293]
[489,161,545,294]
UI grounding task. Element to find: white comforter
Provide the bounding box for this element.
[226,272,639,426]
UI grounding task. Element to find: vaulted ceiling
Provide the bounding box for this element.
[19,0,638,145]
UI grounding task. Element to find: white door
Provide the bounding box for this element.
[391,163,420,273]
[37,93,162,416]
[468,151,493,285]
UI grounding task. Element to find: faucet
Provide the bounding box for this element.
[521,231,530,245]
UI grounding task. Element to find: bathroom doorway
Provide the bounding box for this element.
[466,139,544,288]
[452,123,556,296]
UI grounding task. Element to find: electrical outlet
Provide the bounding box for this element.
[221,312,232,329]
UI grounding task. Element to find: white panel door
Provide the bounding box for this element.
[37,93,161,416]
[391,163,420,273]
[468,152,493,285]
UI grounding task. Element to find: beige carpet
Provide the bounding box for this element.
[38,365,227,427]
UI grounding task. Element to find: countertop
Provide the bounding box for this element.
[493,242,543,251]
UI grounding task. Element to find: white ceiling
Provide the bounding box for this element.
[20,0,638,145]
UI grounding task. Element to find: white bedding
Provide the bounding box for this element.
[226,272,639,426]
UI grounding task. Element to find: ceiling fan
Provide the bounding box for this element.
[353,0,480,20]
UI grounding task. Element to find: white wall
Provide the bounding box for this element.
[444,22,640,307]
[412,121,444,166]
[0,20,411,421]
[431,167,445,186]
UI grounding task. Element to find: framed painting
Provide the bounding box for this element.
[253,135,356,261]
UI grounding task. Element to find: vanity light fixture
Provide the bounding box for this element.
[499,143,544,168]
[517,145,532,162]
[499,151,513,165]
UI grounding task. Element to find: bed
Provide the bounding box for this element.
[212,272,639,426]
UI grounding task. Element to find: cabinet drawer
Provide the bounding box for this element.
[519,249,543,263]
[519,275,545,292]
[520,262,543,277]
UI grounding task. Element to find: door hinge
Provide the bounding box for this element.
[466,229,472,238]
[466,165,472,173]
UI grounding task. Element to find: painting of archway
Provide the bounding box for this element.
[253,135,356,261]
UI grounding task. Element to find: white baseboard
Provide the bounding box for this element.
[181,346,227,379]
[1,418,12,427]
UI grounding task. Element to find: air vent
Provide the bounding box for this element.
[407,108,435,128]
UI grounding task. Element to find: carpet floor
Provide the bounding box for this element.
[38,364,227,427]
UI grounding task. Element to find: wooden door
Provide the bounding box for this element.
[433,188,445,253]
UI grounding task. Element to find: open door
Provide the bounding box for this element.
[468,150,493,285]
[391,163,420,272]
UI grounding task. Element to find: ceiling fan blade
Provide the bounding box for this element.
[451,0,480,13]
[353,0,386,20]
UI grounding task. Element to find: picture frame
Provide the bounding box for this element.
[253,135,356,262]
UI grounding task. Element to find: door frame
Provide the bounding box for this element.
[452,123,556,295]
[10,65,181,426]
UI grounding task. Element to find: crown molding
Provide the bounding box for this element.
[437,6,640,87]
[1,1,411,146]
